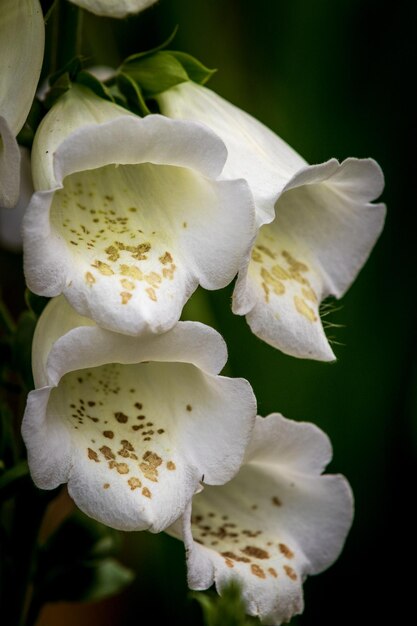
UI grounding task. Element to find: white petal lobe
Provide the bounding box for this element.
[23,299,256,532]
[177,414,353,625]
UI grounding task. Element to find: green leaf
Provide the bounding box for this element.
[75,70,115,103]
[120,51,189,97]
[192,582,261,626]
[166,50,216,85]
[116,73,151,116]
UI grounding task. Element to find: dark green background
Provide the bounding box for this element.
[2,0,415,624]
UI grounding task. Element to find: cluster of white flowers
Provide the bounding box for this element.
[1,1,386,624]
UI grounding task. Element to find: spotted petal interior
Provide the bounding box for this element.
[41,357,254,531]
[182,414,353,625]
[50,163,203,333]
[241,214,333,361]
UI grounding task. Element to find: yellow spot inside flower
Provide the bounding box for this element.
[145,272,162,288]
[282,250,309,273]
[87,448,99,462]
[279,543,294,559]
[128,477,142,490]
[91,260,114,276]
[121,291,132,304]
[120,278,135,291]
[159,251,173,265]
[85,272,95,284]
[284,565,297,581]
[162,265,176,280]
[146,287,157,302]
[271,264,291,280]
[120,264,143,280]
[256,244,276,259]
[302,286,318,303]
[294,295,317,322]
[142,487,151,498]
[261,267,285,296]
[251,564,266,579]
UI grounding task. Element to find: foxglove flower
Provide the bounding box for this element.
[157,82,386,360]
[22,296,256,532]
[24,85,255,335]
[68,0,157,18]
[170,413,353,625]
[0,0,44,208]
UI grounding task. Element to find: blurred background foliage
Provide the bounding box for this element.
[1,0,415,624]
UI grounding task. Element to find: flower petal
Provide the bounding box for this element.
[25,110,255,335]
[157,82,306,225]
[174,414,353,625]
[23,298,256,532]
[32,86,135,191]
[158,83,386,361]
[233,158,386,360]
[0,117,21,208]
[0,0,45,136]
[68,0,157,18]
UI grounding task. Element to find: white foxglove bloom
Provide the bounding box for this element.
[0,0,44,208]
[0,148,33,251]
[24,85,255,336]
[170,414,353,625]
[68,0,157,18]
[22,296,256,532]
[157,82,386,361]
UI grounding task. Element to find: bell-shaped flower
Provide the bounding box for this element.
[23,85,255,336]
[0,0,44,208]
[157,82,386,360]
[22,296,256,532]
[170,413,353,625]
[68,0,157,18]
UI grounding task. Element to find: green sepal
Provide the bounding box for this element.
[43,57,83,110]
[43,72,72,110]
[34,511,134,604]
[120,49,216,98]
[116,73,151,116]
[48,56,83,87]
[165,50,216,85]
[120,51,189,97]
[75,70,116,103]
